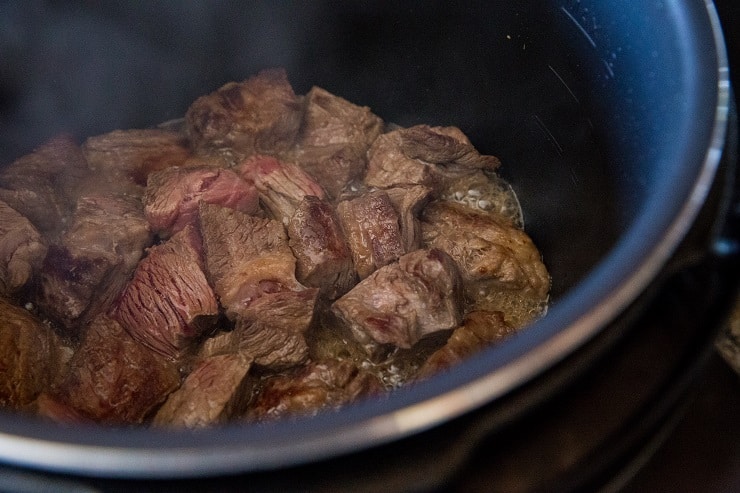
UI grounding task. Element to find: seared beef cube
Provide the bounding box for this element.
[144,165,260,238]
[239,155,325,224]
[0,298,70,409]
[332,248,464,353]
[43,315,180,425]
[417,310,516,379]
[198,202,304,314]
[336,191,405,280]
[186,69,303,159]
[0,200,47,296]
[287,196,355,298]
[153,353,252,428]
[292,86,383,198]
[112,225,219,360]
[82,128,191,187]
[247,360,381,421]
[0,135,90,236]
[421,201,550,325]
[37,194,153,332]
[383,185,433,252]
[364,125,500,191]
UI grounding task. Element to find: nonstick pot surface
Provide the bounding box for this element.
[0,0,735,481]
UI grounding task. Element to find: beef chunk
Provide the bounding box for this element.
[332,248,464,354]
[43,315,180,425]
[0,135,90,237]
[247,360,381,421]
[336,191,405,280]
[417,310,516,379]
[144,165,260,238]
[153,353,252,428]
[198,202,305,315]
[239,155,325,224]
[199,203,318,369]
[383,185,433,252]
[37,194,153,332]
[287,196,355,298]
[0,298,69,409]
[0,200,47,296]
[292,86,383,198]
[186,69,303,160]
[112,225,219,360]
[364,125,500,191]
[82,128,191,188]
[421,201,550,324]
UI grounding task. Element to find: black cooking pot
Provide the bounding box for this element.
[0,1,737,491]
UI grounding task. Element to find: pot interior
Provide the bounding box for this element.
[0,0,728,477]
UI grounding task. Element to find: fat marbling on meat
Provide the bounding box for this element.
[332,248,464,355]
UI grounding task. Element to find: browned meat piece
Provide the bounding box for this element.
[292,86,383,198]
[383,185,433,252]
[0,200,47,296]
[186,68,303,160]
[417,310,516,378]
[144,165,260,238]
[287,196,355,298]
[153,353,252,428]
[421,201,550,326]
[332,248,464,354]
[336,191,405,280]
[0,298,70,409]
[42,315,180,425]
[82,128,191,187]
[247,360,381,421]
[239,155,325,223]
[199,203,318,369]
[112,225,219,360]
[364,125,500,191]
[37,194,153,333]
[0,135,90,237]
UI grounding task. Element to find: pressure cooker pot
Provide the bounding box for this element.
[0,1,737,491]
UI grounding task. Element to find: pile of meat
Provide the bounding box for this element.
[0,69,550,428]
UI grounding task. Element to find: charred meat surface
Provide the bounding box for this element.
[41,315,180,425]
[0,200,47,296]
[186,68,303,161]
[247,360,381,422]
[112,225,219,360]
[153,353,252,428]
[0,298,69,409]
[144,165,260,238]
[287,195,355,298]
[37,193,153,333]
[332,248,464,354]
[365,125,500,191]
[336,191,405,280]
[292,86,383,199]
